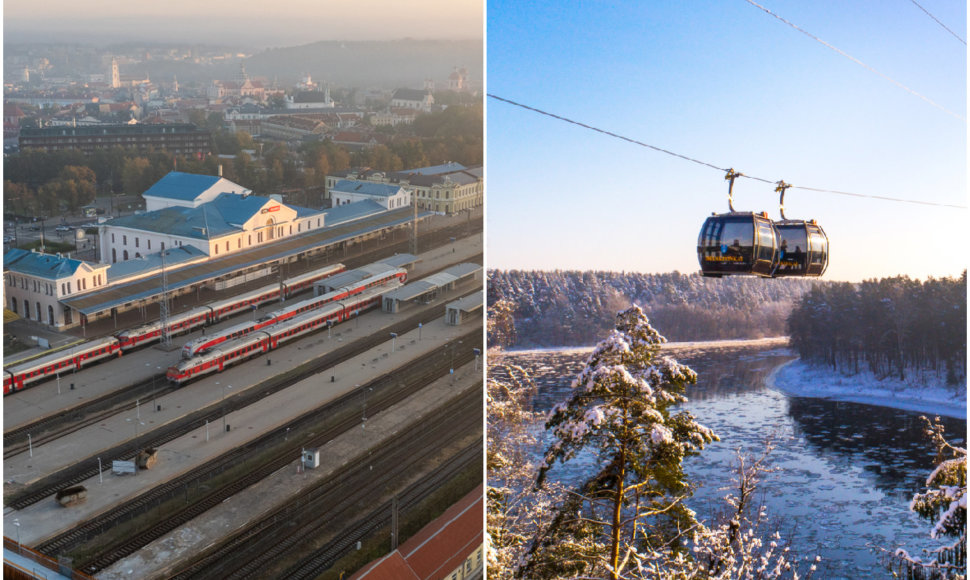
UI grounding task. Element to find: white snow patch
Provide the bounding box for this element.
[768,359,967,420]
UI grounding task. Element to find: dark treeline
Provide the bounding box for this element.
[487,269,817,347]
[788,272,967,386]
[3,104,482,218]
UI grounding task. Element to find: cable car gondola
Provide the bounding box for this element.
[697,170,779,278]
[770,181,829,278]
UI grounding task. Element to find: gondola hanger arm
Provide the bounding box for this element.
[775,180,792,220]
[725,168,743,212]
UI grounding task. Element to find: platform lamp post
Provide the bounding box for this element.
[155,365,162,411]
[390,332,397,353]
[13,518,20,554]
[473,348,481,371]
[328,319,333,339]
[221,383,232,433]
[418,322,422,341]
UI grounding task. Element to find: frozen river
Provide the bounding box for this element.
[496,343,966,578]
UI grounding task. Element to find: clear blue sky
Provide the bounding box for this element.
[486,0,966,282]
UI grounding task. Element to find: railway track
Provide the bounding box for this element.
[7,299,479,512]
[34,328,481,573]
[281,438,482,580]
[3,373,175,459]
[3,249,481,461]
[171,397,482,579]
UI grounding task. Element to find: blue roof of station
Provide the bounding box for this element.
[106,205,235,240]
[331,180,405,197]
[3,248,101,280]
[106,245,208,281]
[104,194,322,239]
[142,171,247,202]
[397,162,467,176]
[322,199,388,226]
[209,193,276,226]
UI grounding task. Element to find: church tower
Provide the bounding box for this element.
[110,58,121,88]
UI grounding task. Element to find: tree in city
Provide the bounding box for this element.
[528,305,718,579]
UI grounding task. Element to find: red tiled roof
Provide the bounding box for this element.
[352,552,421,580]
[4,104,25,117]
[350,485,484,580]
[399,485,483,580]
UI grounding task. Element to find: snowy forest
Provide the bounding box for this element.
[787,273,967,386]
[487,270,817,347]
[487,303,967,579]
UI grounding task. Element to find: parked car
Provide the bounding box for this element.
[55,225,71,233]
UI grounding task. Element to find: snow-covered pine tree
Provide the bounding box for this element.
[487,363,565,578]
[529,305,718,579]
[893,416,967,579]
[488,298,518,349]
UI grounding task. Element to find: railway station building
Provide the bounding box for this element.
[99,171,327,264]
[4,164,435,329]
[325,163,483,215]
[3,249,110,327]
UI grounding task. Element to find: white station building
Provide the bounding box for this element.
[99,171,327,264]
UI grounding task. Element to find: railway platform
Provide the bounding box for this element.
[3,314,480,547]
[101,360,481,580]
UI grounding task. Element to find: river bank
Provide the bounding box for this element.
[769,359,967,420]
[497,336,789,356]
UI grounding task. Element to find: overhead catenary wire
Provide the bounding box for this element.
[908,0,966,45]
[488,94,967,209]
[743,0,966,123]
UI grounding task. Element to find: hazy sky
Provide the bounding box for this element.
[4,0,483,45]
[487,0,966,282]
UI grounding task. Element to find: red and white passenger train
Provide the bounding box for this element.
[179,267,407,360]
[115,263,346,351]
[2,337,122,394]
[2,262,346,395]
[166,282,395,385]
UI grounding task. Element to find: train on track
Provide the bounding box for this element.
[179,267,407,360]
[116,263,346,351]
[2,262,347,395]
[166,281,396,385]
